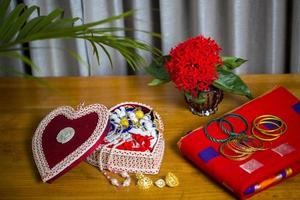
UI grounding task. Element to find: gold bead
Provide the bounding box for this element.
[137,176,153,190]
[154,179,166,188]
[165,172,179,187]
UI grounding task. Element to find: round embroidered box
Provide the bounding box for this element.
[86,102,165,175]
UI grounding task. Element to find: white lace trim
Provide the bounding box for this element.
[32,104,109,182]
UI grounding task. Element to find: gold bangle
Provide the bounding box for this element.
[254,119,281,133]
[255,121,284,136]
[240,135,265,151]
[231,137,258,153]
[251,127,281,141]
[219,141,251,160]
[223,154,251,161]
[242,134,272,150]
[253,116,284,133]
[252,114,287,142]
[253,115,282,122]
[227,135,266,155]
[226,140,254,154]
[219,114,287,160]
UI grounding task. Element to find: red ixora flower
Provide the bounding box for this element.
[165,35,223,97]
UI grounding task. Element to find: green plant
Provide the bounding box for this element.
[147,55,253,101]
[146,36,253,102]
[0,0,160,75]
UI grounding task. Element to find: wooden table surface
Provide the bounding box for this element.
[0,74,299,200]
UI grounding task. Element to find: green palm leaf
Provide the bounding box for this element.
[0,0,11,25]
[0,4,26,40]
[3,5,38,42]
[0,0,161,74]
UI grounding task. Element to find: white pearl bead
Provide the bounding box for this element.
[120,171,129,178]
[123,179,131,186]
[111,178,119,186]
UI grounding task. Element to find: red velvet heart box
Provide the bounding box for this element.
[32,104,110,182]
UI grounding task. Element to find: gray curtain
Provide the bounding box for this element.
[1,0,300,76]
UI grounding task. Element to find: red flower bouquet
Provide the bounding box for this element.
[165,36,222,97]
[146,35,253,116]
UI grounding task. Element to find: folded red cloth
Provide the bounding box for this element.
[178,86,300,199]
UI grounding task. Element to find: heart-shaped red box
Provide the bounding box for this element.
[32,102,164,183]
[86,102,164,174]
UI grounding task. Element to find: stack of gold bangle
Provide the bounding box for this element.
[211,114,287,161]
[251,115,287,141]
[219,135,267,161]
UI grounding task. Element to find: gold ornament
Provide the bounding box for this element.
[120,117,129,128]
[165,172,179,187]
[135,173,144,180]
[137,176,153,190]
[135,109,144,119]
[154,179,166,188]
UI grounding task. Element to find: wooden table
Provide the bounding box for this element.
[0,74,299,200]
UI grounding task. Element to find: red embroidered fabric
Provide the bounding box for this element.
[178,86,300,199]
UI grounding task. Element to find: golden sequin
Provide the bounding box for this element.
[165,172,179,187]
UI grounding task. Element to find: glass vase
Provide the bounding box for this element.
[184,86,224,116]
